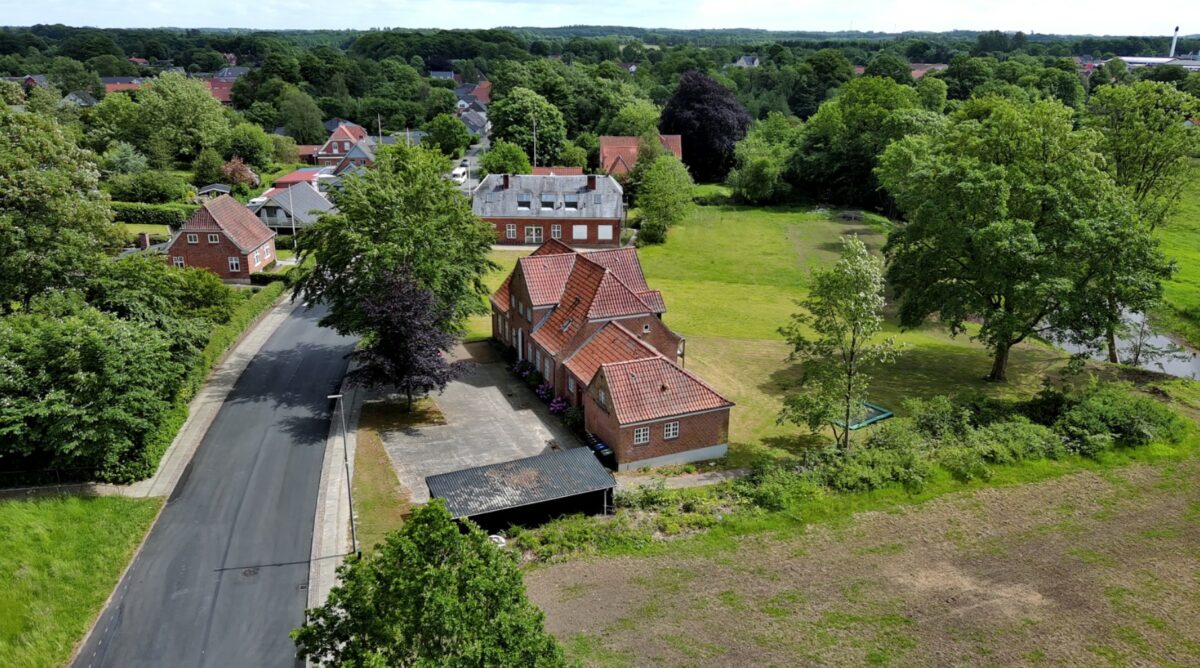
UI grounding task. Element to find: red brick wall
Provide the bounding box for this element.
[584,374,730,467]
[167,232,274,280]
[616,315,682,362]
[485,217,621,247]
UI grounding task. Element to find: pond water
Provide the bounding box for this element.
[1053,311,1200,379]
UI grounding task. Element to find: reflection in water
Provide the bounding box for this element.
[1053,311,1199,379]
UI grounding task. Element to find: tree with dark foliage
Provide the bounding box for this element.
[659,71,752,182]
[348,269,465,411]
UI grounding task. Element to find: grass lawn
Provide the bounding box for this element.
[465,249,531,342]
[1154,166,1200,347]
[118,223,171,237]
[352,398,445,552]
[637,203,1069,466]
[0,496,161,667]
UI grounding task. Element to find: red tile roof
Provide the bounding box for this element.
[585,247,650,293]
[531,239,575,256]
[491,274,513,314]
[274,169,322,186]
[297,144,320,156]
[532,258,608,355]
[532,166,584,176]
[519,254,578,306]
[598,357,733,425]
[564,322,659,386]
[589,271,652,319]
[207,79,234,104]
[180,195,275,253]
[599,135,683,176]
[472,79,492,104]
[105,82,142,93]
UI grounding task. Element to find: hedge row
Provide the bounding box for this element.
[102,281,289,481]
[110,201,198,227]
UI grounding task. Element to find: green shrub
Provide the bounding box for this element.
[1053,385,1186,454]
[507,512,652,562]
[965,418,1065,463]
[110,201,197,227]
[863,418,928,451]
[820,444,933,494]
[938,446,993,482]
[735,464,823,511]
[1021,386,1071,426]
[637,218,668,245]
[250,270,289,286]
[904,395,972,443]
[616,480,671,510]
[108,171,190,204]
[561,406,584,434]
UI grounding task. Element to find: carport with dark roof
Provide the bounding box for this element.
[426,447,616,530]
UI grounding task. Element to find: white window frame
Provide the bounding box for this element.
[506,224,517,239]
[568,377,576,393]
[535,350,541,367]
[525,226,543,244]
[253,250,261,265]
[572,224,588,240]
[517,194,532,210]
[228,256,241,273]
[597,225,614,241]
[563,194,579,210]
[634,426,650,446]
[186,233,198,244]
[664,421,680,440]
[544,358,552,379]
[597,389,607,408]
[540,195,556,210]
[207,233,220,244]
[551,224,562,240]
[172,256,184,268]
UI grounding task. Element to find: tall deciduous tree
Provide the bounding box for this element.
[489,87,567,166]
[138,71,230,164]
[348,268,465,410]
[478,139,532,177]
[728,112,803,204]
[421,113,472,158]
[294,144,497,337]
[779,236,896,450]
[0,108,119,312]
[660,70,752,182]
[279,86,327,144]
[292,501,566,666]
[878,97,1166,381]
[636,155,694,244]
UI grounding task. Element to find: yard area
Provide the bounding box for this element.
[528,455,1200,667]
[1154,167,1200,348]
[0,495,161,667]
[635,203,1065,467]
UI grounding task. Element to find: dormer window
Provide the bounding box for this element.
[563,194,579,210]
[517,193,532,210]
[642,324,651,334]
[540,195,556,210]
[560,318,573,332]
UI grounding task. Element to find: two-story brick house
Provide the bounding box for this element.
[490,240,733,470]
[473,174,624,247]
[316,123,369,167]
[165,195,276,281]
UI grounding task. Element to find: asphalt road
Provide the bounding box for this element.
[75,304,356,668]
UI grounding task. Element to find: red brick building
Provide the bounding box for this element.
[598,135,684,176]
[166,195,276,281]
[473,174,624,247]
[490,240,733,470]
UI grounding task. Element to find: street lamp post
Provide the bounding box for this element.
[327,393,358,556]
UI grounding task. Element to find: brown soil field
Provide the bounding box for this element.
[526,460,1200,667]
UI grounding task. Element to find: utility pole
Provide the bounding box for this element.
[327,393,358,556]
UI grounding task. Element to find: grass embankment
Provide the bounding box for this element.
[1154,169,1200,347]
[0,496,161,667]
[636,202,1064,467]
[352,398,445,552]
[118,223,171,237]
[465,249,532,342]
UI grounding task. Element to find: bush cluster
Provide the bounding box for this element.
[108,171,191,204]
[110,201,197,227]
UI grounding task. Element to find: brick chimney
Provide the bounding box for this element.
[502,174,510,190]
[586,174,596,191]
[137,232,151,250]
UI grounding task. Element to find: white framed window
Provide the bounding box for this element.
[506,224,517,239]
[634,426,650,445]
[544,359,552,378]
[642,324,651,334]
[253,250,261,265]
[186,233,198,244]
[263,245,271,258]
[208,233,220,244]
[664,421,680,440]
[540,195,556,210]
[572,224,588,240]
[568,377,576,393]
[228,256,241,272]
[517,194,532,210]
[598,225,614,241]
[563,194,579,210]
[535,350,541,366]
[525,226,543,244]
[551,224,562,240]
[172,256,184,268]
[597,389,607,408]
[510,294,516,308]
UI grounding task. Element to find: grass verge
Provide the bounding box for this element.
[0,496,161,667]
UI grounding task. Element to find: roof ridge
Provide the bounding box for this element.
[592,266,653,315]
[599,354,731,404]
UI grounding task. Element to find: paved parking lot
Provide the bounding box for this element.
[381,343,582,503]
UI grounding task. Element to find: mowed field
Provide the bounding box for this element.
[1155,168,1200,347]
[519,199,1200,666]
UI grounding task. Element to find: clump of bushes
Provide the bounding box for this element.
[108,170,190,204]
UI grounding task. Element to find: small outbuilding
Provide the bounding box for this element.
[426,448,616,530]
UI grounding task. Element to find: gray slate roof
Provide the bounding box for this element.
[426,447,615,519]
[460,110,488,134]
[214,66,250,80]
[473,174,624,220]
[197,183,231,195]
[249,184,335,225]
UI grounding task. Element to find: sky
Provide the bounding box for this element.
[5,0,1194,37]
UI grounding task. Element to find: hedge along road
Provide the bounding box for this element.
[74,303,356,668]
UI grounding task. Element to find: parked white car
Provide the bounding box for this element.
[450,166,468,184]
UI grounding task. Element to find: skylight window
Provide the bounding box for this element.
[540,195,556,210]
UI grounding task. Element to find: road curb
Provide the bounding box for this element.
[306,360,364,613]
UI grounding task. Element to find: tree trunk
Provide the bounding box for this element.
[1105,294,1121,364]
[405,389,413,412]
[987,343,1010,382]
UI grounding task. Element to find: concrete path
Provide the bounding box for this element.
[382,343,581,504]
[73,303,356,668]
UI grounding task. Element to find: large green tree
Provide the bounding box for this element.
[489,86,567,166]
[728,112,803,204]
[636,154,694,244]
[660,70,752,182]
[292,501,566,667]
[478,140,532,177]
[279,86,327,144]
[779,236,896,450]
[421,113,473,157]
[0,108,119,312]
[878,97,1167,381]
[293,144,497,337]
[138,71,231,164]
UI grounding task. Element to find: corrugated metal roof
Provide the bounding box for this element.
[473,174,624,220]
[426,448,615,519]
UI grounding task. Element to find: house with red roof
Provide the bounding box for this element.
[599,135,683,176]
[207,79,234,105]
[165,195,276,281]
[490,240,732,470]
[316,123,370,166]
[532,166,584,176]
